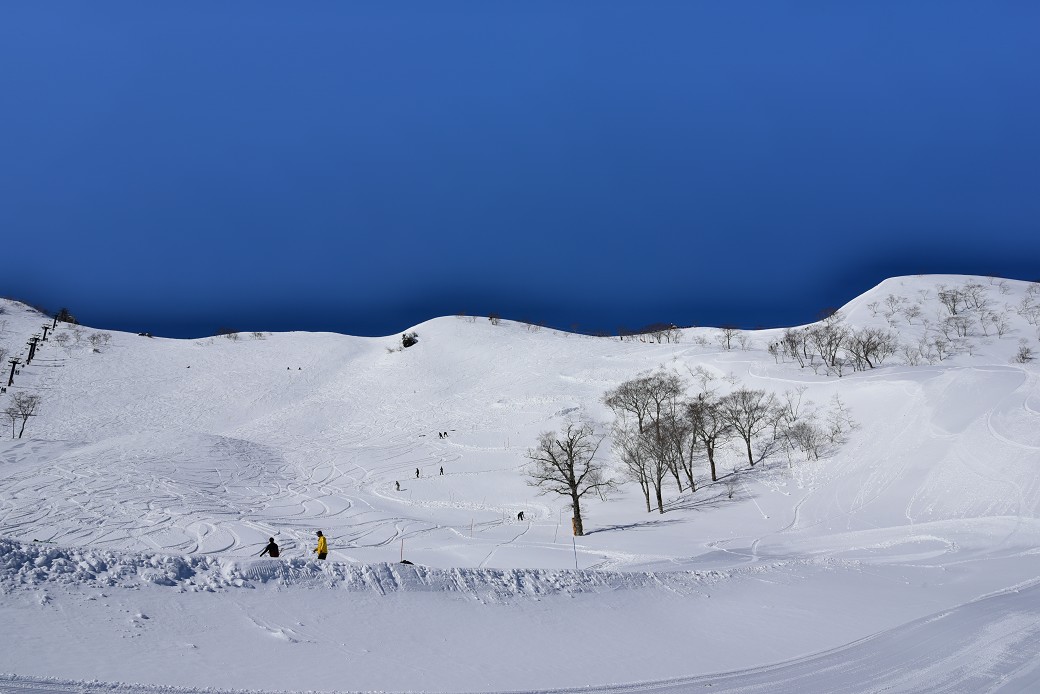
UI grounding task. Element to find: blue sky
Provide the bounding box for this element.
[1,2,1038,338]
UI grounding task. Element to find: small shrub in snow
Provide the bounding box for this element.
[1011,342,1034,364]
[401,332,418,348]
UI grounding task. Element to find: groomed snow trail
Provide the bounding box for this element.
[4,579,1039,693]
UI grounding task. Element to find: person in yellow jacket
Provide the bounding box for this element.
[313,531,328,560]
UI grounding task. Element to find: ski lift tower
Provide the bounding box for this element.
[26,336,40,364]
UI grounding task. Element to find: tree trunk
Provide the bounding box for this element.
[640,479,651,513]
[707,445,718,482]
[571,496,584,536]
[655,485,664,514]
[743,437,755,466]
[17,417,28,439]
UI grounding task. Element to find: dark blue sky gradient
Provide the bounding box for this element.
[2,2,1038,337]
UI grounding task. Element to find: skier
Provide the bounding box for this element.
[439,466,444,476]
[259,538,279,558]
[517,511,524,521]
[415,468,420,478]
[395,481,400,491]
[313,531,328,560]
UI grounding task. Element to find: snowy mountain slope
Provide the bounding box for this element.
[1,275,1039,692]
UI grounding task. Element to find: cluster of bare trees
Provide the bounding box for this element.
[4,392,40,439]
[604,370,855,514]
[619,323,683,344]
[44,328,112,354]
[769,312,898,376]
[863,281,1040,365]
[88,332,112,351]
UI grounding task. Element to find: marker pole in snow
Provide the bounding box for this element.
[572,537,578,570]
[400,538,404,562]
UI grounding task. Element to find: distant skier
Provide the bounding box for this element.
[517,511,524,521]
[259,538,279,558]
[395,481,400,491]
[439,466,444,476]
[416,468,420,478]
[313,531,328,560]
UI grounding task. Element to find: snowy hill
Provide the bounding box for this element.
[1,275,1039,693]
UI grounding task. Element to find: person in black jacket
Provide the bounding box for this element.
[259,538,279,558]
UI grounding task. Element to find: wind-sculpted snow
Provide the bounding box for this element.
[5,536,832,601]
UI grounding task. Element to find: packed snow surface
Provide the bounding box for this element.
[1,275,1039,692]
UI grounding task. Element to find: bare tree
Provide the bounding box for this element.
[619,424,671,513]
[687,394,730,481]
[640,372,686,492]
[826,395,857,444]
[8,392,41,439]
[664,404,701,493]
[902,304,922,325]
[779,328,809,368]
[992,312,1012,338]
[612,424,653,513]
[932,335,953,361]
[604,377,654,433]
[785,419,826,460]
[900,342,923,366]
[3,404,17,439]
[937,286,963,316]
[961,282,991,312]
[806,314,849,372]
[946,316,971,338]
[846,327,898,370]
[719,388,777,467]
[526,421,615,536]
[716,326,740,351]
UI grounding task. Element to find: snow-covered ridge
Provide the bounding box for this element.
[2,275,1040,692]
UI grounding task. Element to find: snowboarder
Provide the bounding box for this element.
[395,481,400,491]
[313,531,328,560]
[259,538,279,558]
[517,511,524,521]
